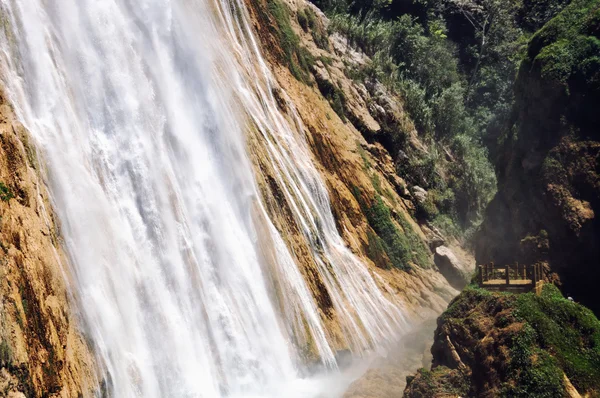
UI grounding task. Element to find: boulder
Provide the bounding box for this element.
[434,246,469,290]
[412,186,427,204]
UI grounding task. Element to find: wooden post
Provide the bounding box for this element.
[479,265,484,286]
[533,264,537,283]
[505,265,510,285]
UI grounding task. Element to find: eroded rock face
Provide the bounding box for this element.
[244,0,459,329]
[0,95,99,396]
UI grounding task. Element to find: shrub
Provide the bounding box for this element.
[396,146,441,189]
[432,213,462,238]
[450,134,497,226]
[0,182,14,202]
[398,79,433,135]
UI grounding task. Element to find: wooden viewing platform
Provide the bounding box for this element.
[478,263,544,294]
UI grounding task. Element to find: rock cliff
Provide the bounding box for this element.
[475,0,600,314]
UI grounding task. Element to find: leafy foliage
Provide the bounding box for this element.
[316,0,574,234]
[326,3,499,231]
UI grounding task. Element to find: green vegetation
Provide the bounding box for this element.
[505,321,566,397]
[528,0,600,84]
[322,3,499,231]
[352,186,429,270]
[307,0,576,235]
[405,366,470,397]
[0,182,13,202]
[298,7,329,49]
[266,0,315,84]
[514,284,600,394]
[431,284,600,397]
[314,76,347,120]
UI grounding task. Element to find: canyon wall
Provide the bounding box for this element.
[475,0,600,314]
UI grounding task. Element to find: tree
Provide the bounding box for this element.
[445,0,521,99]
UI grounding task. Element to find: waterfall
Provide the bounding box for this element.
[0,0,407,396]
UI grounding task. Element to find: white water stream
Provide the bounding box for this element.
[0,0,408,396]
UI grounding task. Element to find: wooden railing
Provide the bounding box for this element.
[478,263,544,293]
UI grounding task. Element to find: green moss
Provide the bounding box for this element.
[297,9,308,31]
[371,173,381,194]
[541,155,568,184]
[429,285,600,396]
[356,142,371,170]
[305,8,329,50]
[514,285,600,393]
[365,195,412,270]
[0,183,14,202]
[406,366,470,396]
[503,322,566,397]
[366,229,391,269]
[394,210,431,269]
[415,194,439,220]
[440,285,497,320]
[13,302,23,330]
[318,55,333,66]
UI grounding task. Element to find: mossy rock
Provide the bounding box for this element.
[405,285,600,397]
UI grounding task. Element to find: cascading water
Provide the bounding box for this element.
[0,0,408,396]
